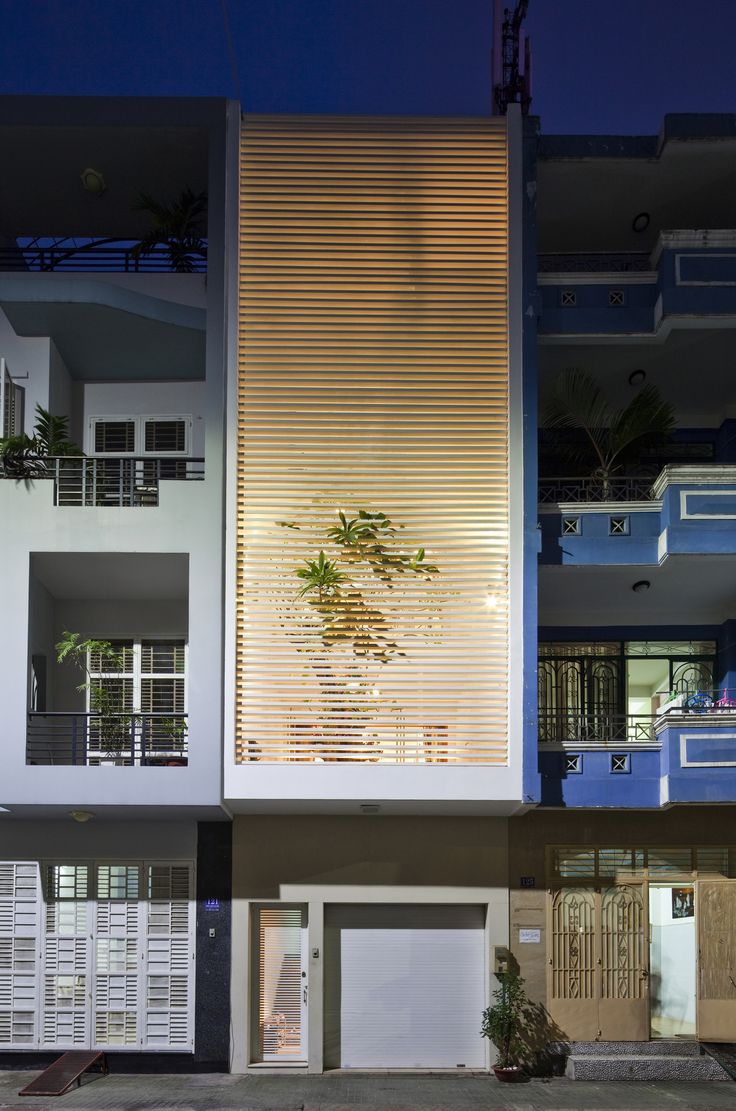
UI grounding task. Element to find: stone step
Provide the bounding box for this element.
[567,1053,730,1081]
[565,1039,705,1057]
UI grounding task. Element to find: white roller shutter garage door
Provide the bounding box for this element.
[326,904,486,1069]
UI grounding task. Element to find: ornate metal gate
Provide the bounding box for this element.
[548,882,649,1040]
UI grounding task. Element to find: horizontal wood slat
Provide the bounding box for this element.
[236,115,510,766]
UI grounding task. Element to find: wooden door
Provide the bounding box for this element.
[548,882,649,1040]
[697,879,736,1041]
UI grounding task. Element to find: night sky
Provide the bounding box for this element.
[0,0,734,135]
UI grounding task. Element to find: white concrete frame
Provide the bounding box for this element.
[230,884,509,1074]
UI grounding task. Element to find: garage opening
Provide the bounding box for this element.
[324,904,486,1069]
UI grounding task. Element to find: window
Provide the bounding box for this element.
[562,516,581,535]
[89,417,190,457]
[564,753,582,774]
[87,639,186,764]
[560,290,576,306]
[608,289,625,306]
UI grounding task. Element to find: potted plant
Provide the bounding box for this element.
[481,972,528,1081]
[131,187,207,273]
[0,404,80,479]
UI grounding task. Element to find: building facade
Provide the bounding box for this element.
[0,97,237,1068]
[3,95,736,1074]
[530,114,736,1046]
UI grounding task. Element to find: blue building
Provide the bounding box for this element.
[509,114,736,1051]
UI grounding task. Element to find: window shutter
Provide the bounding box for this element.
[0,864,41,1047]
[93,865,141,1048]
[144,865,193,1050]
[41,865,90,1048]
[93,420,136,454]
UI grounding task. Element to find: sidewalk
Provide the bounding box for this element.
[0,1070,734,1111]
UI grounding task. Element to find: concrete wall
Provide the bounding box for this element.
[82,381,207,457]
[230,815,510,1073]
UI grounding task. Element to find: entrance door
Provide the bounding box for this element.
[649,884,696,1038]
[697,879,736,1041]
[253,905,308,1062]
[548,881,649,1040]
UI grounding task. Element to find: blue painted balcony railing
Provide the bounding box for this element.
[538,230,736,337]
[26,712,188,766]
[538,465,736,565]
[538,689,736,808]
[0,456,205,506]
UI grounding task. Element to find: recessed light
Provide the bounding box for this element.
[80,168,106,196]
[360,803,380,814]
[628,369,646,387]
[632,212,650,233]
[69,810,95,823]
[632,580,651,593]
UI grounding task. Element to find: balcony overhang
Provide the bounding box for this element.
[0,274,205,380]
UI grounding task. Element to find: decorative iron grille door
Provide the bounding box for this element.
[548,881,649,1040]
[697,879,736,1041]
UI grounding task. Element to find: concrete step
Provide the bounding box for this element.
[567,1052,730,1081]
[566,1039,705,1057]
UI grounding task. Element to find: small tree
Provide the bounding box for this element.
[543,368,675,492]
[56,632,130,759]
[481,973,528,1069]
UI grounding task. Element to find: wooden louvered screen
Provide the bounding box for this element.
[236,115,511,765]
[255,905,306,1061]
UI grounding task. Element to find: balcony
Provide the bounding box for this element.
[0,455,205,507]
[27,712,188,766]
[538,230,736,339]
[539,692,736,808]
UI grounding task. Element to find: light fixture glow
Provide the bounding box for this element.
[79,167,106,196]
[69,810,95,823]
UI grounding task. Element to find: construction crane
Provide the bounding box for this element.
[492,0,532,115]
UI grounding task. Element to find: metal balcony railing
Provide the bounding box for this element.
[0,456,205,506]
[538,252,652,274]
[27,712,188,766]
[538,712,657,745]
[538,475,657,504]
[0,243,207,274]
[539,690,736,745]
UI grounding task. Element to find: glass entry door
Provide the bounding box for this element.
[253,905,308,1062]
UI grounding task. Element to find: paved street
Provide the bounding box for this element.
[0,1070,734,1111]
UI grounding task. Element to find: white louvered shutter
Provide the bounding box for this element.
[0,863,41,1047]
[327,904,486,1069]
[144,864,193,1050]
[93,864,142,1048]
[256,906,307,1061]
[41,865,90,1049]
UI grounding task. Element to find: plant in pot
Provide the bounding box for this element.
[481,972,528,1081]
[0,404,80,479]
[542,368,675,499]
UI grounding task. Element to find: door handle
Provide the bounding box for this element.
[303,985,308,1006]
[640,969,649,979]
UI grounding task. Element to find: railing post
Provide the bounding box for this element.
[140,716,147,765]
[71,715,77,766]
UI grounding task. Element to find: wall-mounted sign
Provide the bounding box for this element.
[519,928,541,944]
[204,898,220,912]
[672,887,694,920]
[520,876,536,888]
